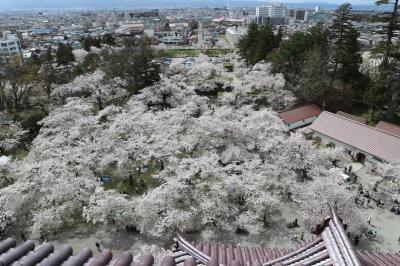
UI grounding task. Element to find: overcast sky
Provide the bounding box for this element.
[0,0,380,9]
[280,0,376,3]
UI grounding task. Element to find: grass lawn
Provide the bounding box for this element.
[13,148,29,160]
[162,49,200,58]
[218,34,227,42]
[103,160,163,197]
[161,48,229,58]
[205,49,230,57]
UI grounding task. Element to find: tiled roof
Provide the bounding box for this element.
[357,250,400,266]
[168,208,398,266]
[278,104,321,125]
[309,111,400,163]
[336,111,367,124]
[0,239,152,266]
[375,121,400,137]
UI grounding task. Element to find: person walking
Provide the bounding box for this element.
[361,198,365,207]
[300,232,305,241]
[95,242,102,253]
[354,235,360,246]
[20,233,26,242]
[367,216,371,225]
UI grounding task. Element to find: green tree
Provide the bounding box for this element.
[253,23,276,65]
[39,64,56,98]
[56,43,75,66]
[275,26,283,47]
[3,61,38,112]
[82,53,101,71]
[43,49,53,63]
[269,31,310,82]
[375,0,400,121]
[364,73,388,122]
[238,21,259,65]
[163,22,171,31]
[330,4,362,84]
[270,25,329,79]
[307,24,330,54]
[82,36,102,51]
[102,33,116,46]
[297,48,330,104]
[102,38,160,93]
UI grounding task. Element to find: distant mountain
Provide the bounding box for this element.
[284,2,391,11]
[0,0,389,11]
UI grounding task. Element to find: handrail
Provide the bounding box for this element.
[263,237,323,266]
[176,234,211,264]
[330,208,363,266]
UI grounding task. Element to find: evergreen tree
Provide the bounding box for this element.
[364,73,388,122]
[43,49,53,63]
[307,24,329,53]
[102,33,116,46]
[375,0,400,121]
[253,23,276,65]
[275,26,283,47]
[238,21,259,65]
[330,3,362,84]
[270,31,307,80]
[82,36,102,51]
[56,43,75,66]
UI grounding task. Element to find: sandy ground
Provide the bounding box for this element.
[17,197,398,259]
[36,227,167,259]
[187,201,313,249]
[353,165,400,251]
[31,202,312,257]
[357,200,400,251]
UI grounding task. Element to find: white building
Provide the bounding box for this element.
[157,32,185,45]
[309,111,400,164]
[225,27,246,48]
[256,3,287,24]
[0,34,22,64]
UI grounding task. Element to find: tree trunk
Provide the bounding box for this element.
[385,87,400,121]
[370,105,375,122]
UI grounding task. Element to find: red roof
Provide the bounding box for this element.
[278,104,322,124]
[336,111,366,124]
[310,111,400,162]
[375,121,400,137]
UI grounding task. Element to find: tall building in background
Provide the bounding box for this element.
[256,2,287,25]
[288,9,296,17]
[295,10,306,21]
[0,31,22,64]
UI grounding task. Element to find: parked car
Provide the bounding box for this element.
[340,172,357,184]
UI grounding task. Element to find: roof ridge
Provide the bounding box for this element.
[378,120,400,129]
[278,104,319,114]
[336,111,367,122]
[322,111,400,139]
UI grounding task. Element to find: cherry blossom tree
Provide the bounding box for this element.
[51,70,127,109]
[0,52,365,243]
[0,122,28,154]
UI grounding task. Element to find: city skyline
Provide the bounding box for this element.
[0,0,381,10]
